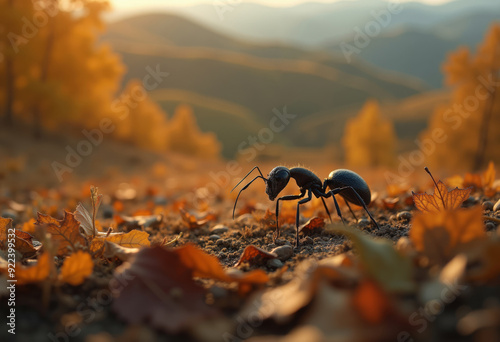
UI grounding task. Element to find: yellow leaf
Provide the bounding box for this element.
[410,207,485,265]
[90,230,150,254]
[16,253,51,285]
[59,251,93,286]
[412,181,471,213]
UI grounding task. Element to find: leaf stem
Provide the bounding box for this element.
[425,167,447,209]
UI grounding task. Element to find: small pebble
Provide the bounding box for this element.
[271,245,293,261]
[493,199,500,212]
[1,209,17,222]
[485,222,496,231]
[101,205,114,219]
[237,213,254,224]
[208,234,220,241]
[210,224,229,235]
[397,211,412,221]
[389,215,397,221]
[357,218,369,226]
[154,196,167,206]
[482,201,494,211]
[464,196,479,206]
[267,258,283,269]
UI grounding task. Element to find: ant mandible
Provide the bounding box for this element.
[232,166,381,247]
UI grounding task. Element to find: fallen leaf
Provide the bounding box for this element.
[103,241,139,261]
[299,217,325,236]
[382,197,400,210]
[35,211,87,256]
[74,203,98,238]
[22,218,37,234]
[332,225,415,293]
[59,250,93,286]
[352,280,393,324]
[175,244,268,294]
[0,217,38,257]
[112,246,217,333]
[412,181,471,213]
[410,207,485,266]
[90,230,150,254]
[180,209,216,229]
[115,214,162,230]
[16,253,51,285]
[482,161,496,188]
[235,245,278,267]
[463,237,500,282]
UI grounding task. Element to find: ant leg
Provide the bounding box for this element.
[275,191,305,242]
[345,201,358,221]
[313,189,346,225]
[320,197,332,223]
[295,189,313,247]
[330,187,380,229]
[232,175,267,219]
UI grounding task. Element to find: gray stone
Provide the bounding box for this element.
[357,218,370,226]
[211,224,229,235]
[482,201,494,211]
[267,258,283,269]
[208,234,220,241]
[397,211,413,221]
[271,245,293,261]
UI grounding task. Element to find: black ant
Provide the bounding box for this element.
[232,166,380,247]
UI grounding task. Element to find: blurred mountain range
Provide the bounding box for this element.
[102,0,497,157]
[107,0,500,88]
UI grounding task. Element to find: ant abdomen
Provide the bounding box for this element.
[325,169,371,206]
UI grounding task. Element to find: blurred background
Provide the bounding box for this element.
[0,0,499,191]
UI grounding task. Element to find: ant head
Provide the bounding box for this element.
[266,166,290,201]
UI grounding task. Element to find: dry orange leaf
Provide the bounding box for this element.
[35,211,87,256]
[22,218,37,234]
[382,197,400,210]
[90,230,150,254]
[412,181,471,213]
[0,217,38,257]
[235,245,278,267]
[59,251,94,286]
[176,243,268,287]
[299,217,325,236]
[103,241,139,261]
[410,207,485,265]
[463,237,500,283]
[16,253,51,285]
[352,280,392,324]
[180,209,216,229]
[112,246,218,333]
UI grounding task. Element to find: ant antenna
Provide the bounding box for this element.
[231,166,268,219]
[231,166,267,192]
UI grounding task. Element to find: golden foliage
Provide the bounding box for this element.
[421,24,500,170]
[342,100,397,168]
[412,181,471,212]
[167,104,221,158]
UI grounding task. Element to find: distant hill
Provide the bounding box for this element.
[103,13,427,157]
[327,12,500,88]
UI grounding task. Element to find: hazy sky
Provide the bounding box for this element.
[111,0,454,11]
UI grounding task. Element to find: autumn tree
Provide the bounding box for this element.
[421,24,500,171]
[167,104,221,158]
[0,0,124,136]
[342,100,397,168]
[112,80,169,151]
